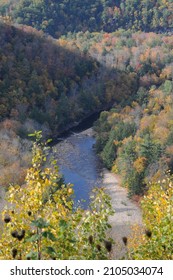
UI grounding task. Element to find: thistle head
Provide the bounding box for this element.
[122,236,128,246]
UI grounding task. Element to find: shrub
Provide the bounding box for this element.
[0,131,114,260]
[128,175,173,260]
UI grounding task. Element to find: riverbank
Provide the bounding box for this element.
[102,168,143,259]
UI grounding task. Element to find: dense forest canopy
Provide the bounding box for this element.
[0,0,172,37]
[0,21,100,130]
[89,31,173,197]
[0,22,141,137]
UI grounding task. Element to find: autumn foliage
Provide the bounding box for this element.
[0,132,114,260]
[128,175,173,260]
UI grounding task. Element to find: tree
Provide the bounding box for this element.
[0,131,114,260]
[128,174,173,260]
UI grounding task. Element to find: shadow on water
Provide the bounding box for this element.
[51,110,102,144]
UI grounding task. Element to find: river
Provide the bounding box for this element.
[54,127,142,258]
[0,124,142,258]
[54,128,103,209]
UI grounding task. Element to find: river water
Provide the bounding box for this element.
[54,128,102,209]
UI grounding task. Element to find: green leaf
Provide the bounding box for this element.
[68,239,76,243]
[26,251,38,260]
[42,231,57,241]
[107,224,112,229]
[26,234,40,242]
[51,160,57,165]
[31,218,49,228]
[45,246,56,256]
[59,219,68,229]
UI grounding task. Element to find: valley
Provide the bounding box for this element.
[0,0,172,260]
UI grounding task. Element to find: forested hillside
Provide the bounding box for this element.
[0,0,172,37]
[0,22,138,136]
[76,31,173,197]
[0,22,138,187]
[0,21,99,131]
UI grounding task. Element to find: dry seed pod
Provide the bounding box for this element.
[12,248,18,259]
[145,230,152,238]
[28,211,32,216]
[11,230,18,238]
[17,230,25,241]
[122,236,128,246]
[4,215,11,223]
[17,235,23,241]
[96,244,101,251]
[104,240,112,252]
[88,235,94,245]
